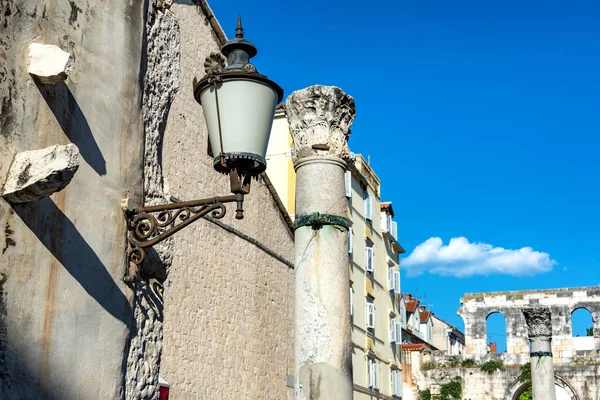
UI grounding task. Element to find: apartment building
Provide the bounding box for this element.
[347,156,405,399]
[266,108,406,399]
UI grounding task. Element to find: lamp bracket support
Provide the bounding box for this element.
[122,171,250,284]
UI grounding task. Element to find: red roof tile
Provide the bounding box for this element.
[401,343,425,351]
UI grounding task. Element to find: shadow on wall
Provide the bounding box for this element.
[0,346,63,399]
[36,81,107,176]
[12,197,132,325]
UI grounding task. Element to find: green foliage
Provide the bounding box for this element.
[519,386,533,400]
[461,358,478,368]
[440,380,462,400]
[420,389,432,400]
[518,363,531,383]
[480,359,505,374]
[448,358,460,368]
[587,327,594,336]
[421,360,437,370]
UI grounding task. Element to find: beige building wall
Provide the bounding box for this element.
[265,109,295,217]
[154,4,295,399]
[349,155,403,400]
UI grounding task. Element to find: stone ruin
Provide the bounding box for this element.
[458,286,600,365]
[412,286,600,400]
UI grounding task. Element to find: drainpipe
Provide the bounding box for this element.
[522,307,556,400]
[285,85,356,400]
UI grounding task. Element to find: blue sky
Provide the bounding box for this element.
[209,1,600,350]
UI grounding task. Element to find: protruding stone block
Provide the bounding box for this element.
[28,43,73,84]
[2,144,80,203]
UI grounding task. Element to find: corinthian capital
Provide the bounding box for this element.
[285,85,356,163]
[522,307,553,338]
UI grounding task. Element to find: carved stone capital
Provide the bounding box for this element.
[522,307,553,338]
[285,85,356,163]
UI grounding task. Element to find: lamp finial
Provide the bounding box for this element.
[236,15,244,38]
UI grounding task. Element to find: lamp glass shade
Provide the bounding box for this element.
[200,77,279,174]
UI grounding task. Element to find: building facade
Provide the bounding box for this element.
[267,113,406,399]
[0,2,294,399]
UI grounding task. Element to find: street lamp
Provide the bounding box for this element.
[122,16,283,282]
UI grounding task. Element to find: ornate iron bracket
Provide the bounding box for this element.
[123,170,251,284]
[294,212,351,231]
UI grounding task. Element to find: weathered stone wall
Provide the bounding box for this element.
[0,0,145,398]
[418,364,600,400]
[458,286,600,365]
[154,2,295,399]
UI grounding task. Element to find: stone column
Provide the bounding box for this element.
[522,307,556,400]
[285,85,356,400]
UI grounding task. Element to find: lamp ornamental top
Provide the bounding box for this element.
[221,15,258,71]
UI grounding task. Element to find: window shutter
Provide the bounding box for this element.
[366,303,375,329]
[368,359,374,388]
[374,362,380,390]
[348,227,353,254]
[350,287,354,316]
[388,268,393,292]
[391,221,398,240]
[366,247,373,272]
[396,322,402,345]
[365,194,373,220]
[393,271,400,294]
[395,370,403,397]
[345,171,352,198]
[390,318,396,343]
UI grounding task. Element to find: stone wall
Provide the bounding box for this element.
[0,0,144,398]
[0,1,295,399]
[153,2,295,399]
[418,363,600,400]
[458,286,600,365]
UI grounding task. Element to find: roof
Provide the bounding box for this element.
[420,310,431,323]
[401,343,425,351]
[380,202,394,217]
[406,297,420,313]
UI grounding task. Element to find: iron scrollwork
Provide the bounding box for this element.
[123,192,244,284]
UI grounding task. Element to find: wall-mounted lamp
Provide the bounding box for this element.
[122,16,283,281]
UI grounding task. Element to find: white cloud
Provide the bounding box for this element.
[403,237,556,277]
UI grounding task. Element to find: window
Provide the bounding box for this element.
[348,227,353,254]
[367,359,380,390]
[391,370,402,397]
[381,213,391,232]
[393,271,400,294]
[365,246,374,272]
[390,221,398,240]
[390,317,397,343]
[387,267,394,292]
[395,321,402,344]
[366,301,375,330]
[365,191,373,221]
[345,171,352,198]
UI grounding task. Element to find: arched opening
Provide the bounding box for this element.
[486,312,507,354]
[509,379,578,400]
[572,307,594,351]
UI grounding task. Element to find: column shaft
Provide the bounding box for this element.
[522,307,556,400]
[286,85,356,400]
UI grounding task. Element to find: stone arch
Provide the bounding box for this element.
[571,307,594,336]
[506,375,579,400]
[486,310,508,354]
